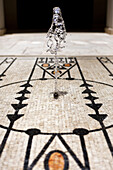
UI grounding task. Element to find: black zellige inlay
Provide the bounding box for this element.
[59,57,64,63]
[106,57,113,64]
[0,58,38,157]
[0,57,113,169]
[37,63,55,79]
[0,58,8,66]
[37,57,76,80]
[0,124,113,135]
[27,135,56,170]
[69,57,74,63]
[39,58,45,63]
[23,129,41,170]
[65,57,68,63]
[97,57,113,80]
[41,58,49,80]
[58,63,76,79]
[74,57,113,157]
[49,58,54,63]
[99,57,113,64]
[73,128,90,169]
[0,58,16,81]
[0,121,113,169]
[57,134,85,169]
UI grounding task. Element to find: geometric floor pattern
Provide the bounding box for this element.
[0,56,113,170]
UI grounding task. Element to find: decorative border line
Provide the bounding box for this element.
[0,58,17,81]
[75,57,113,157]
[0,58,38,157]
[97,57,113,80]
[0,58,7,66]
[37,57,76,80]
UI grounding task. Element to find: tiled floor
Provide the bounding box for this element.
[0,56,113,170]
[0,33,113,56]
[0,33,113,170]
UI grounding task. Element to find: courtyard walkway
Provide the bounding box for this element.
[0,33,113,170]
[0,33,113,56]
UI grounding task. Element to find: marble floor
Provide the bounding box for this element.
[0,33,113,56]
[0,33,113,170]
[0,56,112,170]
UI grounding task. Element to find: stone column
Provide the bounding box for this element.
[0,0,6,35]
[105,0,113,34]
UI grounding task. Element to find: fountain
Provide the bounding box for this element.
[47,7,67,99]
